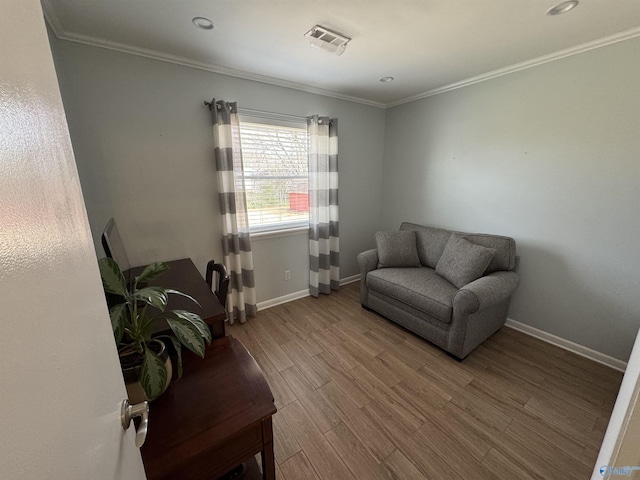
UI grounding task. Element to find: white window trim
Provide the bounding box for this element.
[251,225,309,241]
[239,111,309,235]
[250,219,309,234]
[238,109,307,129]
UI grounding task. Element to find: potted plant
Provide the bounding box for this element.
[99,257,212,401]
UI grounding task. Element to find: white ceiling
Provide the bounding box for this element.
[43,0,640,107]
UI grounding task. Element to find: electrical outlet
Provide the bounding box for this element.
[284,270,291,281]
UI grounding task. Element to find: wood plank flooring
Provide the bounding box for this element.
[228,283,623,480]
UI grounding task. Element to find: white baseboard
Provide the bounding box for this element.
[257,289,310,311]
[255,284,626,372]
[505,318,627,372]
[257,274,361,312]
[340,274,361,285]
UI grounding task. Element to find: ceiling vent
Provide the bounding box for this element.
[305,25,351,56]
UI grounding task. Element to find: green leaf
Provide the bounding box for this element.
[109,303,127,344]
[166,318,206,358]
[132,286,168,311]
[137,311,155,341]
[166,336,184,379]
[135,262,168,285]
[165,289,202,309]
[172,310,212,344]
[98,257,127,297]
[140,348,168,399]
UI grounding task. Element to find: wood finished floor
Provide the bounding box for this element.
[228,283,623,480]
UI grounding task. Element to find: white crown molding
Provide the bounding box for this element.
[505,318,627,372]
[45,24,386,109]
[42,7,640,110]
[387,26,640,108]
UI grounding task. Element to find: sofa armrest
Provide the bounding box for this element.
[453,271,520,314]
[357,249,379,276]
[357,249,378,306]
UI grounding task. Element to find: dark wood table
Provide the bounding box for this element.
[141,336,277,480]
[128,258,227,340]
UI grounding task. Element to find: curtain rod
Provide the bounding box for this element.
[203,100,308,121]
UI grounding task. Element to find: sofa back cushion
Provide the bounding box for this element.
[402,225,452,269]
[400,222,517,273]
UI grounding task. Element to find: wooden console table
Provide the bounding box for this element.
[141,336,277,480]
[128,258,227,339]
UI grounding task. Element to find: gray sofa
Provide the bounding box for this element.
[357,222,519,359]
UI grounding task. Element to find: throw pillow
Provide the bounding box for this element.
[435,235,496,288]
[375,230,421,268]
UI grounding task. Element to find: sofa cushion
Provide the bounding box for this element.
[462,234,516,274]
[367,267,457,323]
[415,230,452,268]
[435,235,496,288]
[400,222,516,273]
[375,231,421,268]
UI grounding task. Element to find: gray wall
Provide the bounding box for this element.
[383,37,640,361]
[49,37,385,303]
[50,30,640,360]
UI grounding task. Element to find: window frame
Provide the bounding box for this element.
[238,111,309,235]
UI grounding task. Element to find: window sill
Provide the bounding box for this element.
[251,226,309,241]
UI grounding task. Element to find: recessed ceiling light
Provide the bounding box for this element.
[546,1,579,15]
[380,77,394,83]
[192,17,214,30]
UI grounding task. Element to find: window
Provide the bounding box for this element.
[239,114,308,233]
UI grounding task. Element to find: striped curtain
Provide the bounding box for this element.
[308,115,339,297]
[210,99,257,323]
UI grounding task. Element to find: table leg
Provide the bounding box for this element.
[261,417,275,480]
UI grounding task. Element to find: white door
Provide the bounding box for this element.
[592,330,640,478]
[0,0,147,478]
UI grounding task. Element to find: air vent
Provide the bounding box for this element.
[304,25,351,56]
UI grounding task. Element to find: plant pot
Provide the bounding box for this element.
[120,339,172,403]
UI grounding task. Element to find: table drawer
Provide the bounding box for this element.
[162,423,263,480]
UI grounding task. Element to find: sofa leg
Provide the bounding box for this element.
[361,304,373,311]
[445,351,465,362]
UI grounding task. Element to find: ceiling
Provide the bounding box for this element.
[42,0,640,107]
